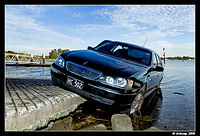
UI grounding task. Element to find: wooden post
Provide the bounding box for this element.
[30,54,33,62]
[16,54,19,61]
[163,48,166,64]
[42,54,45,64]
[16,54,19,64]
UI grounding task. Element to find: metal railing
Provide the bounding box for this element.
[5,53,43,64]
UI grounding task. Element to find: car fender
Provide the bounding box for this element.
[130,66,150,85]
[128,76,147,95]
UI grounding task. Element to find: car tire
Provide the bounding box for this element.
[129,84,146,115]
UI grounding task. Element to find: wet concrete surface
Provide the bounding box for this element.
[5,78,86,131]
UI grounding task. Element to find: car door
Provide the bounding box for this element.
[146,53,159,92]
[155,54,164,84]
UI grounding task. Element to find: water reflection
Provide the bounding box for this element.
[141,88,163,113]
[129,88,163,130]
[42,67,46,79]
[6,66,51,79]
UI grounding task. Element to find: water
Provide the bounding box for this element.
[5,60,195,131]
[157,60,195,131]
[5,61,53,79]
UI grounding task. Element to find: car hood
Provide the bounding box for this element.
[62,50,146,78]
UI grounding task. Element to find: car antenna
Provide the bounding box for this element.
[143,39,147,47]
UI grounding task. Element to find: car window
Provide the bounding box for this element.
[128,49,150,59]
[153,54,158,65]
[94,42,116,54]
[94,42,151,66]
[112,45,123,52]
[156,54,162,67]
[127,48,151,65]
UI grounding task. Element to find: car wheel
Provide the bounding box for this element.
[129,84,146,115]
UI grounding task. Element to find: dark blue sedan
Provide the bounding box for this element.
[51,40,164,115]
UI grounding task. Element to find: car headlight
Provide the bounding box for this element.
[116,77,127,88]
[55,56,65,68]
[106,76,114,85]
[99,76,128,88]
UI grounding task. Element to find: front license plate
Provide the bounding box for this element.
[66,76,84,90]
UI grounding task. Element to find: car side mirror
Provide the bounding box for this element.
[153,66,164,71]
[87,46,93,50]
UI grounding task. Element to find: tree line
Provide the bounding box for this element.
[161,56,194,60]
[6,50,30,56]
[49,48,70,59]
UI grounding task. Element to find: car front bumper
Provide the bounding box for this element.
[50,63,137,109]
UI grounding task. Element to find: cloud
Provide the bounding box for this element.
[6,44,48,55]
[5,5,195,57]
[74,22,148,36]
[82,5,195,45]
[153,41,195,57]
[155,41,194,50]
[72,12,82,18]
[156,41,173,47]
[144,41,194,57]
[74,24,114,34]
[96,5,195,33]
[6,5,56,17]
[5,7,86,55]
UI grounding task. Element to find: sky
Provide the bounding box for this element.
[5,5,195,57]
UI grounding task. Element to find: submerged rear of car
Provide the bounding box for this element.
[51,40,164,114]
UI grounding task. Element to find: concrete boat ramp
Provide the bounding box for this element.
[5,78,86,131]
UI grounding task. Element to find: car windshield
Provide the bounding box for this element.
[94,42,151,66]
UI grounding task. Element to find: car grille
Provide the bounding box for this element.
[66,61,102,80]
